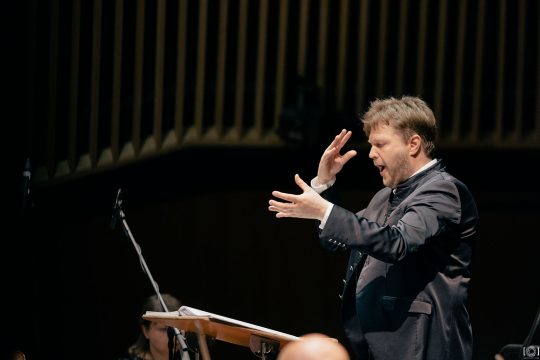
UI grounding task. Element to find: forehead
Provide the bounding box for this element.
[368,124,401,142]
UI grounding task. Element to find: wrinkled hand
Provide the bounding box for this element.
[268,174,330,220]
[318,129,357,184]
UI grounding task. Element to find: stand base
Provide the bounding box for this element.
[249,335,280,360]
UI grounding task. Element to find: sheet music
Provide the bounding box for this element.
[178,306,299,341]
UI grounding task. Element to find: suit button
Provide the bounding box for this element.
[349,265,354,271]
[342,279,346,285]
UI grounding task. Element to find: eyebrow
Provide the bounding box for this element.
[368,137,385,144]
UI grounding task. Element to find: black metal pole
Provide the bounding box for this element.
[111,189,191,360]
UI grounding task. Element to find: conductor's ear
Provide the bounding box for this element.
[408,134,422,156]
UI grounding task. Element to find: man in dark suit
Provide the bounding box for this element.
[269,96,478,360]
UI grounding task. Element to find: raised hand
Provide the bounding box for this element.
[268,174,330,220]
[317,129,357,184]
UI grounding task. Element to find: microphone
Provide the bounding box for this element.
[110,188,123,229]
[21,158,32,211]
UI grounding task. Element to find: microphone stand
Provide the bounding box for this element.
[111,189,192,360]
[21,158,33,212]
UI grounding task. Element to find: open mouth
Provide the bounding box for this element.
[376,165,385,174]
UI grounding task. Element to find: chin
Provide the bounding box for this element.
[383,179,397,188]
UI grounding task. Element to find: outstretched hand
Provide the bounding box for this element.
[318,129,357,184]
[269,174,330,220]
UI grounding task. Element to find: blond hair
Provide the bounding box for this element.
[362,96,437,157]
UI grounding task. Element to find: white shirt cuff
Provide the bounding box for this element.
[310,176,335,229]
[310,176,336,194]
[319,203,334,229]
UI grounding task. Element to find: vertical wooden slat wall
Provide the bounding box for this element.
[111,0,124,161]
[171,0,188,145]
[395,0,408,96]
[253,0,269,138]
[415,0,428,97]
[25,0,38,159]
[513,0,526,140]
[471,0,486,142]
[150,0,166,151]
[450,0,467,142]
[355,0,369,114]
[274,0,289,130]
[494,0,507,142]
[46,0,59,178]
[375,0,388,98]
[193,0,208,140]
[89,0,102,167]
[297,0,309,77]
[28,0,540,183]
[68,0,81,171]
[434,0,448,127]
[336,0,349,110]
[316,0,329,89]
[536,4,540,139]
[214,0,228,138]
[233,0,248,140]
[132,0,145,155]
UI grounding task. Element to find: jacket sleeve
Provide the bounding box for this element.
[319,209,365,252]
[319,180,462,262]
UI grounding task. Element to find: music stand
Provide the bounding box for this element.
[143,306,300,360]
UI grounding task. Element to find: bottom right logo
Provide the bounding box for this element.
[523,346,540,359]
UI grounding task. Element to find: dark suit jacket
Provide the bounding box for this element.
[319,161,478,360]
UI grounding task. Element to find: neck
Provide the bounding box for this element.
[410,153,433,172]
[147,349,169,360]
[413,157,436,175]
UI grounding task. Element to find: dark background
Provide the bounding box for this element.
[5,145,540,359]
[3,1,540,359]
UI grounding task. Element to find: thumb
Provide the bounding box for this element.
[294,174,311,192]
[341,150,357,164]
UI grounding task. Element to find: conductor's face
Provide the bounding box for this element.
[368,124,413,189]
[142,322,170,358]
